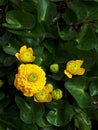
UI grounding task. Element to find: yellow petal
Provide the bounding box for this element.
[20,45,27,53]
[75,68,85,75]
[75,60,83,67]
[46,94,52,102]
[14,64,46,97]
[66,60,78,73]
[20,51,35,62]
[64,70,72,78]
[44,84,53,93]
[28,47,33,54]
[15,53,20,61]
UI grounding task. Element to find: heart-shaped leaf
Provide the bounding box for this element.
[65,76,93,108]
[89,77,98,96]
[46,100,74,126]
[15,96,33,124]
[74,108,92,130]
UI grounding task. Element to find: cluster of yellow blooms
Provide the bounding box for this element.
[14,45,63,102]
[14,45,85,102]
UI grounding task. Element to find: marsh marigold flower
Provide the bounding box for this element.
[15,45,35,62]
[64,60,85,78]
[34,84,53,102]
[14,64,46,97]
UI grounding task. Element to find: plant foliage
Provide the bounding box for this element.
[0,0,98,129]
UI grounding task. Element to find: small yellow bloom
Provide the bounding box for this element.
[52,89,63,100]
[45,83,54,92]
[14,64,46,97]
[15,45,35,62]
[34,85,53,102]
[64,60,85,78]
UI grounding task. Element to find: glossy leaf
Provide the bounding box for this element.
[65,77,93,108]
[21,123,38,130]
[0,32,11,46]
[36,115,51,127]
[76,24,97,50]
[62,8,77,24]
[67,1,88,23]
[89,78,98,96]
[46,100,74,126]
[30,101,45,123]
[15,96,33,124]
[2,44,18,55]
[3,10,36,29]
[37,0,56,22]
[74,108,92,130]
[58,26,77,41]
[85,2,98,20]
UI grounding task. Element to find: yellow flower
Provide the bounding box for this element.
[64,60,85,78]
[34,85,53,102]
[52,89,63,100]
[45,83,54,92]
[15,45,35,62]
[14,64,46,97]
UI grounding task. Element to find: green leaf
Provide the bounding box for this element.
[39,127,57,130]
[74,108,92,130]
[37,0,56,22]
[50,0,63,2]
[7,22,45,40]
[76,24,97,50]
[3,56,16,66]
[15,96,33,124]
[16,0,37,13]
[62,8,77,24]
[46,100,74,126]
[30,101,45,123]
[2,44,17,55]
[3,10,36,29]
[0,96,10,109]
[0,0,8,6]
[89,77,98,96]
[21,123,38,130]
[0,32,11,46]
[44,42,55,54]
[65,77,93,108]
[0,92,5,101]
[36,115,51,127]
[0,125,5,130]
[67,1,88,23]
[85,2,98,20]
[58,26,77,41]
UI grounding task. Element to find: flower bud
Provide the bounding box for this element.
[50,64,59,73]
[46,83,54,92]
[34,90,52,102]
[52,89,63,100]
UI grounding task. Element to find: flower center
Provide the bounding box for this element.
[71,63,79,73]
[20,51,31,61]
[28,73,38,82]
